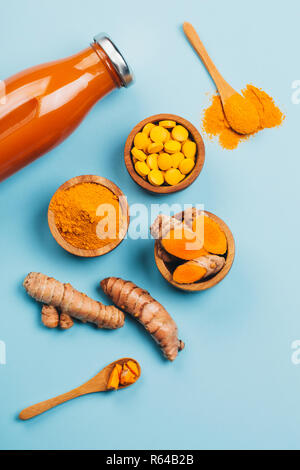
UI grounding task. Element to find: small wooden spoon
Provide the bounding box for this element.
[19,358,141,421]
[183,22,259,135]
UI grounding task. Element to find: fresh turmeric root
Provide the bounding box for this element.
[173,254,225,284]
[100,277,184,361]
[150,213,183,240]
[41,305,74,329]
[41,305,59,328]
[107,360,140,390]
[59,313,74,330]
[24,273,124,329]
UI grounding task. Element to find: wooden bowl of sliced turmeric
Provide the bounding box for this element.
[124,114,205,194]
[48,175,130,257]
[153,210,235,291]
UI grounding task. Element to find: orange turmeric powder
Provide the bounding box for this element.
[50,182,121,250]
[202,84,285,150]
[224,93,260,135]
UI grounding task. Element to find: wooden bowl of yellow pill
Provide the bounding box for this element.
[124,114,205,194]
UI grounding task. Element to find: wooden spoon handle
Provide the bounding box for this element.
[19,386,87,420]
[183,22,235,101]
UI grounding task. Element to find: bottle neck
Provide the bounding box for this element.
[90,42,122,89]
[68,45,121,107]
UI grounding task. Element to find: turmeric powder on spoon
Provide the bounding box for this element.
[223,93,260,135]
[202,84,285,150]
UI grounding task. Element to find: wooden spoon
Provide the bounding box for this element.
[19,358,141,421]
[183,22,259,135]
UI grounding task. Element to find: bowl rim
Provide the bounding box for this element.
[48,175,130,258]
[154,210,235,291]
[124,113,205,194]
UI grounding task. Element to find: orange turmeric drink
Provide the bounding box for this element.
[0,34,133,181]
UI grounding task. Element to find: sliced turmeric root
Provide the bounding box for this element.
[107,361,139,390]
[173,262,207,284]
[173,254,226,284]
[192,215,227,255]
[161,227,207,261]
[120,364,137,386]
[126,360,139,376]
[115,363,122,377]
[107,365,121,390]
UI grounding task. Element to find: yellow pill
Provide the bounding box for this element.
[164,168,185,186]
[164,140,182,154]
[158,153,173,171]
[134,132,149,150]
[172,152,185,168]
[142,122,155,137]
[179,158,195,175]
[148,169,164,186]
[150,126,170,143]
[148,142,163,154]
[131,147,147,161]
[146,154,158,170]
[135,161,150,177]
[159,120,177,128]
[146,137,153,149]
[182,140,197,160]
[171,125,189,142]
[141,137,152,152]
[165,131,171,142]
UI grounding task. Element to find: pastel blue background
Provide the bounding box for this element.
[0,0,299,451]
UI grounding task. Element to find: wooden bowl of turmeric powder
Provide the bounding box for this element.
[153,210,235,291]
[48,175,130,257]
[124,114,205,194]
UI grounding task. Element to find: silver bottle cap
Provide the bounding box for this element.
[93,33,134,87]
